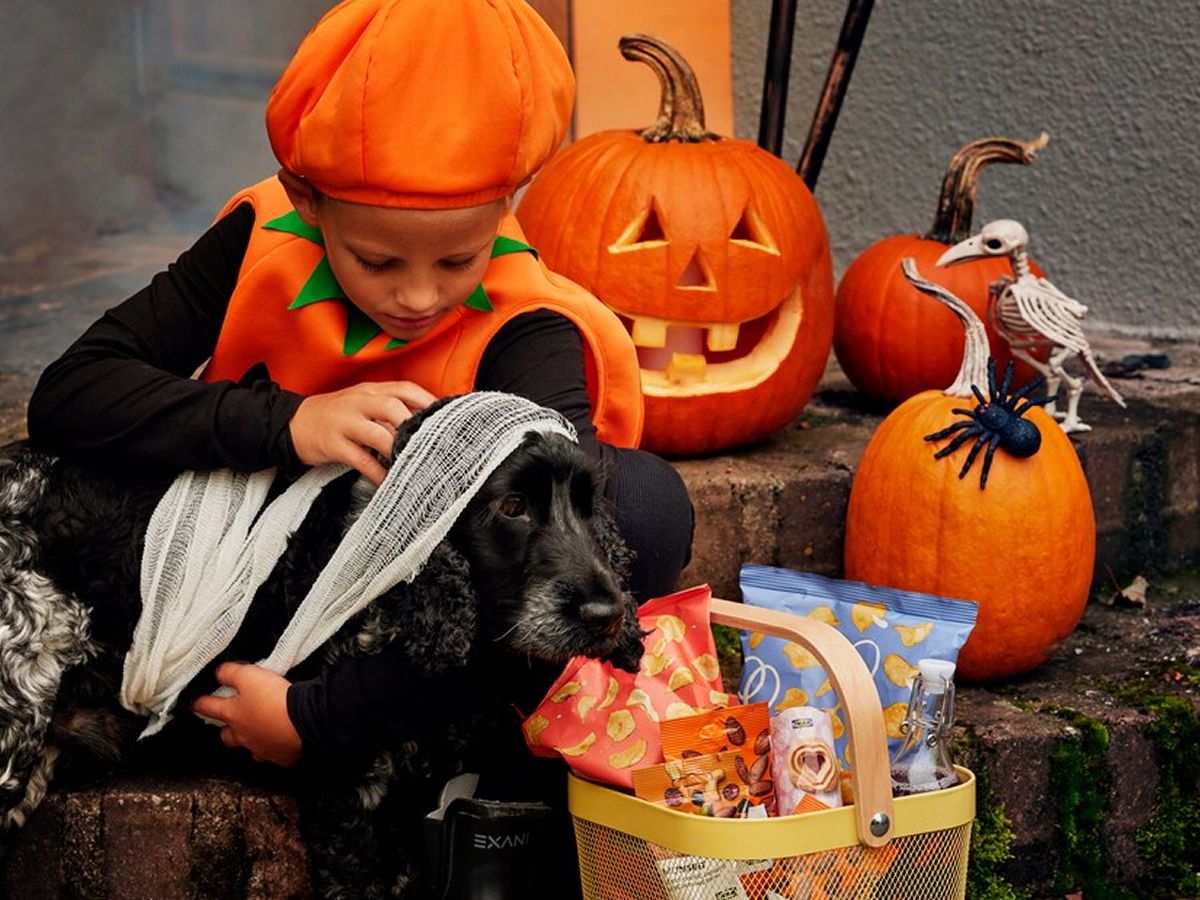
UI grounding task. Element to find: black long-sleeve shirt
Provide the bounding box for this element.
[26,203,634,757]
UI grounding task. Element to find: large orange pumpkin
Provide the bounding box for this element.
[843,261,1095,682]
[517,35,833,457]
[835,135,1049,403]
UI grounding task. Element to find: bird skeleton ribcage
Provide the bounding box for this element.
[987,249,1090,352]
[983,249,1124,434]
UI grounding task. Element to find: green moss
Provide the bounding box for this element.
[1111,683,1200,897]
[712,624,743,694]
[1047,712,1134,898]
[712,623,742,663]
[954,728,1029,900]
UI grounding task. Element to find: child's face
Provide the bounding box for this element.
[311,195,507,343]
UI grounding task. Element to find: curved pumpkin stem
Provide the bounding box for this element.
[900,259,988,399]
[619,34,719,144]
[926,133,1050,244]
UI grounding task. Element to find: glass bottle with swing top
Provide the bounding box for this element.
[890,658,961,796]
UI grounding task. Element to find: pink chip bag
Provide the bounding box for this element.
[521,585,733,790]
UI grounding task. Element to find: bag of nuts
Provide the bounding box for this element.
[659,702,775,813]
[632,751,749,817]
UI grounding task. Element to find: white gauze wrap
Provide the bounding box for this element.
[121,392,576,737]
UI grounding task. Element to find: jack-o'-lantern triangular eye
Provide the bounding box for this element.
[676,249,716,291]
[729,208,779,254]
[609,202,668,253]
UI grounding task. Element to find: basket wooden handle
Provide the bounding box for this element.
[710,597,896,846]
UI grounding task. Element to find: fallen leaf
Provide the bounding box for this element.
[1116,575,1149,608]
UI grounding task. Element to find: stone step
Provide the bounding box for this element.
[668,343,1200,897]
[951,578,1200,898]
[5,586,1196,900]
[3,236,1198,897]
[677,339,1200,603]
[3,775,312,899]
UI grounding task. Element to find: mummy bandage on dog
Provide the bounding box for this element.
[123,392,576,735]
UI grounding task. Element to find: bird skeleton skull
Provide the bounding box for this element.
[937,220,1030,266]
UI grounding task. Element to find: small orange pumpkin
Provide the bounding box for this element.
[834,135,1049,403]
[843,261,1095,682]
[517,35,833,457]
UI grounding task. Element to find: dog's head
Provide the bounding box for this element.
[384,401,645,674]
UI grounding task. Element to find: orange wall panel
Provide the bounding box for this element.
[570,0,734,139]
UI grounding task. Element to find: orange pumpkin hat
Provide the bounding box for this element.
[266,0,573,209]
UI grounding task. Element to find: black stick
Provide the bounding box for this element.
[796,0,875,190]
[757,0,798,157]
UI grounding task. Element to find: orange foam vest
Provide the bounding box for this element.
[202,177,643,447]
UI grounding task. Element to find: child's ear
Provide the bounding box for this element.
[277,169,322,227]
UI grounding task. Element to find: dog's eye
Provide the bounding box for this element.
[497,494,528,519]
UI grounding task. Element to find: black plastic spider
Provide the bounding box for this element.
[924,359,1054,489]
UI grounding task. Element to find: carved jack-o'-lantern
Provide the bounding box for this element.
[517,35,833,457]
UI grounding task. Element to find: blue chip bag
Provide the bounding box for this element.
[737,565,977,774]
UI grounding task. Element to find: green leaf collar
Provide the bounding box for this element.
[263,211,536,355]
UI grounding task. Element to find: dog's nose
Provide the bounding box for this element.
[578,598,623,636]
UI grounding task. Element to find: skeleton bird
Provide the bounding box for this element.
[938,219,1125,433]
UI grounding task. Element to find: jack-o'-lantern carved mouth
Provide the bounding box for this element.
[614,285,804,397]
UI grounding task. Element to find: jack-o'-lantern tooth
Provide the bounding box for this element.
[631,317,669,348]
[706,323,740,352]
[665,352,707,385]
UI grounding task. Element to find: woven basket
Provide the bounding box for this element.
[569,598,975,899]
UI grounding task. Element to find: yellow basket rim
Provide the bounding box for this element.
[569,766,975,860]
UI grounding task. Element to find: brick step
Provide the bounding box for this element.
[3,775,311,899]
[667,345,1200,897]
[5,586,1196,900]
[3,237,1198,897]
[677,340,1200,603]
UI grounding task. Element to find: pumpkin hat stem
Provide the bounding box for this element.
[927,133,1050,244]
[619,34,719,144]
[900,259,988,399]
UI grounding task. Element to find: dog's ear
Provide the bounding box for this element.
[326,540,479,675]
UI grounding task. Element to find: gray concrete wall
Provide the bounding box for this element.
[4,1,1196,337]
[730,0,1200,338]
[0,1,160,253]
[0,1,323,253]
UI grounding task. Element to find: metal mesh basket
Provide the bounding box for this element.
[569,598,975,900]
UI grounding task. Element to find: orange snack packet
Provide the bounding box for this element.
[761,843,901,898]
[522,585,734,790]
[660,702,774,811]
[632,751,749,817]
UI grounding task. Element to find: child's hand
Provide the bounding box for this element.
[289,381,437,484]
[192,662,302,767]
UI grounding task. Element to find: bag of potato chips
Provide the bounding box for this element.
[522,585,734,790]
[737,565,976,780]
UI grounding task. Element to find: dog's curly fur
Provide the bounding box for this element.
[0,402,645,897]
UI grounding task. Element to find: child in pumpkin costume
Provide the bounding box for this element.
[27,0,692,769]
